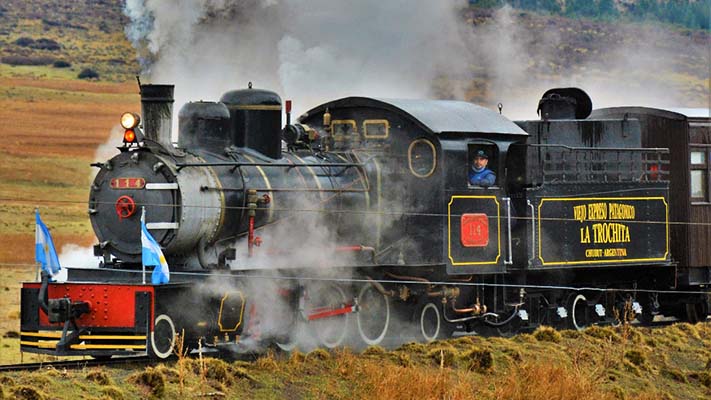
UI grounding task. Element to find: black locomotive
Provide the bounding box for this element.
[19,83,710,358]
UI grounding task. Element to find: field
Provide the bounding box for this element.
[0,323,710,399]
[0,70,139,366]
[0,74,139,265]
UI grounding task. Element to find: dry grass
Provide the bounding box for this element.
[0,76,139,270]
[1,322,710,399]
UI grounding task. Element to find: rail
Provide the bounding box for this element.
[0,356,151,372]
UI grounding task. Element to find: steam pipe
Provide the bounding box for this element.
[385,272,430,284]
[481,306,520,327]
[427,287,460,298]
[336,245,376,263]
[365,276,396,297]
[450,300,484,314]
[441,302,484,323]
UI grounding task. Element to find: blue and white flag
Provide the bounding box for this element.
[35,209,61,277]
[141,208,170,284]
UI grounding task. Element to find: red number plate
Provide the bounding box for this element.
[110,178,146,189]
[460,213,489,247]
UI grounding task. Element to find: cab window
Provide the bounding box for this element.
[467,145,497,188]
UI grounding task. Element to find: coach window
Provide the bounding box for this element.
[690,148,707,202]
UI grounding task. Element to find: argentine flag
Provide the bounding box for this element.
[35,209,61,277]
[141,208,170,284]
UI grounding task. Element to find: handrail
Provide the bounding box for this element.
[527,199,535,265]
[504,197,512,265]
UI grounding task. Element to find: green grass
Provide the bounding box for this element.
[0,64,78,80]
[1,324,710,399]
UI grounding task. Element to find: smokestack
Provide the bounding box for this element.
[140,84,175,149]
[537,87,592,120]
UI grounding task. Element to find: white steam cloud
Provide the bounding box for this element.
[123,2,708,121]
[123,0,472,117]
[56,125,124,271]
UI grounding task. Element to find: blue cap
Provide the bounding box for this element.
[474,150,488,159]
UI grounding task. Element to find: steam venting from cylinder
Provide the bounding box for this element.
[140,84,175,149]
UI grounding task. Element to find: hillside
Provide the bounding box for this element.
[0,0,136,81]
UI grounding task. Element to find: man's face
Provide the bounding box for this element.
[473,156,488,169]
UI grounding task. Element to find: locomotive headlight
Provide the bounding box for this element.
[120,112,140,129]
[123,129,136,143]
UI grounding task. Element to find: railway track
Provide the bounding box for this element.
[0,356,151,372]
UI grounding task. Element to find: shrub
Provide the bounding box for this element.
[661,367,688,383]
[14,37,34,47]
[427,346,458,368]
[202,358,233,385]
[101,386,125,400]
[391,351,413,367]
[462,347,494,372]
[52,60,71,68]
[699,371,711,388]
[129,367,166,398]
[624,349,647,367]
[361,345,386,356]
[77,68,99,80]
[11,386,45,400]
[533,325,562,343]
[289,349,306,364]
[307,348,331,360]
[1,56,55,66]
[86,370,111,385]
[584,326,620,342]
[398,341,427,354]
[33,38,60,51]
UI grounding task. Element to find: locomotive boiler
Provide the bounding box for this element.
[18,83,711,359]
[90,84,369,270]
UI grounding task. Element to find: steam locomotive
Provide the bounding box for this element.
[19,83,711,359]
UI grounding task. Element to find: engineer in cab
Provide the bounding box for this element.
[468,150,496,187]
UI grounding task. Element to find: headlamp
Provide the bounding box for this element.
[120,112,140,129]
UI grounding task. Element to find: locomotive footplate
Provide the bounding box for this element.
[20,278,155,357]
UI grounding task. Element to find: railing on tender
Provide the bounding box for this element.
[528,144,670,183]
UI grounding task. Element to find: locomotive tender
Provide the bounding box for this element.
[19,84,711,358]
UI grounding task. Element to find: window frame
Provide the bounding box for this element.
[690,146,710,204]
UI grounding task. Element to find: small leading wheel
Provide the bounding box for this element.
[308,283,350,348]
[150,314,176,359]
[415,302,452,343]
[568,294,590,331]
[356,283,390,346]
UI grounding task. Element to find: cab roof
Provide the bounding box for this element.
[299,97,528,136]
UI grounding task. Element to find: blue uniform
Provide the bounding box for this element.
[469,167,496,187]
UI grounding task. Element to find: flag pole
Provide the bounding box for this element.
[141,207,146,285]
[34,207,41,282]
